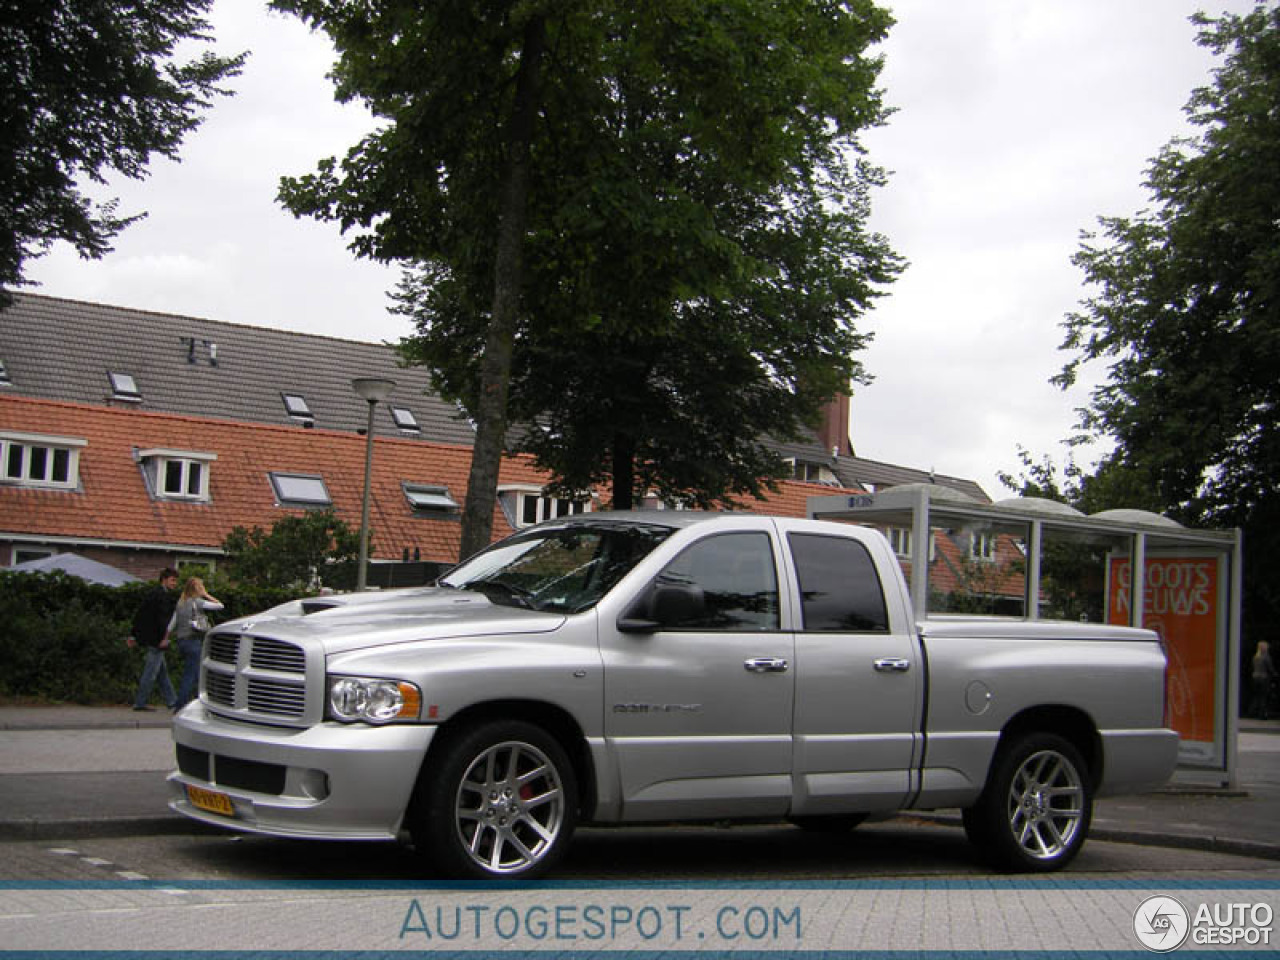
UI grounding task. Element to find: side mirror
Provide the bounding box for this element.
[617,582,706,633]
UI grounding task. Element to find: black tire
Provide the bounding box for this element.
[963,732,1092,873]
[409,720,578,880]
[788,813,868,834]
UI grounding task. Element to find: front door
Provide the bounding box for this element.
[599,530,795,821]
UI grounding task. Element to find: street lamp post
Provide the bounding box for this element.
[352,377,396,591]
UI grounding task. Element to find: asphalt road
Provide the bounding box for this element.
[6,815,1279,884]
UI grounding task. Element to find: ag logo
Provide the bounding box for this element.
[1134,895,1190,952]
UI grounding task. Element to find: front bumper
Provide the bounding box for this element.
[168,701,438,840]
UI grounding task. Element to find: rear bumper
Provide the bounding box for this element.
[168,702,437,840]
[1096,728,1180,797]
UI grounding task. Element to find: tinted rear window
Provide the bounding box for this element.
[788,533,889,632]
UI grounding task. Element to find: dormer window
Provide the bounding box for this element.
[109,371,141,401]
[786,458,838,485]
[390,406,421,433]
[1,431,85,489]
[139,448,215,502]
[0,360,10,385]
[281,393,313,422]
[498,484,592,528]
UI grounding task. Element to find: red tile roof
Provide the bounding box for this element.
[1,395,869,565]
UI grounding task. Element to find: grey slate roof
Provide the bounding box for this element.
[765,440,990,503]
[1,293,989,502]
[0,294,477,444]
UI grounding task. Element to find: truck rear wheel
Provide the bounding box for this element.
[963,732,1092,872]
[410,720,578,880]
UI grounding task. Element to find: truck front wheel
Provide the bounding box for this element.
[410,720,578,880]
[963,732,1092,872]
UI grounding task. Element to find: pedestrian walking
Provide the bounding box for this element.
[1249,639,1276,720]
[169,576,223,710]
[129,567,179,711]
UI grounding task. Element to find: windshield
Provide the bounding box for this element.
[438,521,674,613]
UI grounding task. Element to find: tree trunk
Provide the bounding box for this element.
[610,431,636,510]
[458,14,546,561]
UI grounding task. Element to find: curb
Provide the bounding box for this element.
[6,812,1280,862]
[913,813,1280,863]
[1091,824,1280,862]
[0,815,219,843]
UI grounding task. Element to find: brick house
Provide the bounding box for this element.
[0,293,989,583]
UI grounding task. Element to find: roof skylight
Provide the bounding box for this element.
[390,406,421,432]
[281,393,313,420]
[108,371,140,401]
[269,472,331,506]
[404,483,458,511]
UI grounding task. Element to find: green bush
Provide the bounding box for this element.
[0,570,299,704]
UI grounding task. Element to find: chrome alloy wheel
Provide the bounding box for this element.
[453,739,566,875]
[1005,748,1085,860]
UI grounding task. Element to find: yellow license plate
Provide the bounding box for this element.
[187,784,235,817]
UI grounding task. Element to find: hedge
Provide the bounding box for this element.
[0,570,298,704]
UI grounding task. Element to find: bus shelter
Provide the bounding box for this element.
[807,484,1244,785]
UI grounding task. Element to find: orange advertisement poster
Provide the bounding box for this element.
[1107,555,1220,744]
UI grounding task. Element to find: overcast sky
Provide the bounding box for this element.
[25,0,1257,500]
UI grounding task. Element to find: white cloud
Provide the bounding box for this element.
[23,0,1256,497]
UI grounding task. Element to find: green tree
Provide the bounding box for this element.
[1056,5,1280,634]
[275,0,898,551]
[0,0,244,304]
[220,510,361,591]
[272,0,555,559]
[398,0,899,510]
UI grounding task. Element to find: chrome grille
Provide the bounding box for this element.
[201,631,311,724]
[247,678,307,716]
[250,638,306,672]
[205,671,235,706]
[207,634,239,664]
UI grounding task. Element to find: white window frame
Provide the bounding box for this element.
[11,546,55,566]
[969,531,998,563]
[888,527,912,559]
[0,431,85,489]
[785,457,838,486]
[498,485,593,528]
[887,527,937,563]
[138,448,216,502]
[177,555,216,574]
[269,471,331,507]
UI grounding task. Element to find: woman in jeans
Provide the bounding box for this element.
[168,576,224,712]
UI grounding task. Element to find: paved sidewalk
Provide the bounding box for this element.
[2,703,1279,858]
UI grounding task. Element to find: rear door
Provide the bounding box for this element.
[785,528,922,814]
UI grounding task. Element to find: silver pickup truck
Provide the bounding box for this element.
[169,512,1177,879]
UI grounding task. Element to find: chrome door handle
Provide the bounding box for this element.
[873,658,911,673]
[744,657,790,673]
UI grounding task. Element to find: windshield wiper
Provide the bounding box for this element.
[460,580,535,610]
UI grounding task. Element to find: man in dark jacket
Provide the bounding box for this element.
[130,568,179,711]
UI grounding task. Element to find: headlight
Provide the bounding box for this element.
[327,676,422,724]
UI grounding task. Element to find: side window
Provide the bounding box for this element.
[653,532,780,631]
[788,533,889,633]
